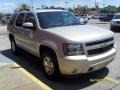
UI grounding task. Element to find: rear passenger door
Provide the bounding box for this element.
[14,13,26,47]
[22,12,37,54]
[8,13,17,31]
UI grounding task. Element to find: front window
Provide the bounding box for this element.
[114,15,120,19]
[37,11,81,29]
[24,13,36,26]
[16,13,25,27]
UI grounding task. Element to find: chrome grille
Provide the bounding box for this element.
[85,37,114,56]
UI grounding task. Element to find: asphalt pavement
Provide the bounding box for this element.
[0,26,7,35]
[0,19,120,90]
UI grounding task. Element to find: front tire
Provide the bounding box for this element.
[110,26,115,31]
[41,51,61,80]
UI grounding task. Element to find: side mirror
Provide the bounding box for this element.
[23,22,35,30]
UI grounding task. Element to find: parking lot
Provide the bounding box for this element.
[0,19,120,90]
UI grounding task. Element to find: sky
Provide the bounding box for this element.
[0,0,119,13]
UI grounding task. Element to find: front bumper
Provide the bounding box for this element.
[58,48,116,75]
[111,24,120,27]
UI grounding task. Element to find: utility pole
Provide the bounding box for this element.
[95,0,99,14]
[65,2,68,9]
[31,0,34,9]
[95,0,97,13]
[103,4,105,8]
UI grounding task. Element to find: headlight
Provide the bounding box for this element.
[111,21,116,24]
[63,43,84,56]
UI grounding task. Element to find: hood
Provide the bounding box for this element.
[45,25,113,43]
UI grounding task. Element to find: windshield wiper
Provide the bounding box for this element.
[51,24,63,27]
[44,24,63,28]
[64,23,80,26]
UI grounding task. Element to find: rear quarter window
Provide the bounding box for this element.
[8,14,17,25]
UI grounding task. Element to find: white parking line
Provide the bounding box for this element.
[105,77,120,84]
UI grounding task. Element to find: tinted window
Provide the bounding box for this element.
[9,14,17,25]
[16,13,25,27]
[37,12,81,29]
[114,15,120,19]
[108,15,114,18]
[24,13,36,26]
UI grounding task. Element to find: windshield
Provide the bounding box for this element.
[37,11,81,29]
[114,15,120,19]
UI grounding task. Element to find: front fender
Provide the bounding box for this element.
[37,40,58,57]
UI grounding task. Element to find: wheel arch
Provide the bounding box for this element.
[39,45,57,59]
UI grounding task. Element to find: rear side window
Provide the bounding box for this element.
[16,13,25,27]
[9,14,17,25]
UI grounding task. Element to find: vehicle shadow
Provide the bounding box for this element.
[111,28,120,33]
[95,22,109,24]
[1,49,109,90]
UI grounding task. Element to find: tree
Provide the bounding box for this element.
[73,5,90,14]
[0,13,3,19]
[68,7,73,12]
[15,3,31,12]
[101,5,117,14]
[50,6,55,9]
[117,6,120,12]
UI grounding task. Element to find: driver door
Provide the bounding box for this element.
[22,12,37,54]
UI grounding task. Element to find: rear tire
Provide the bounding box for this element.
[41,51,61,80]
[10,38,19,55]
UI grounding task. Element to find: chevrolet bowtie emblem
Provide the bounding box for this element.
[101,44,108,48]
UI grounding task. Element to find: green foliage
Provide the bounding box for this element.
[42,6,65,10]
[0,13,4,19]
[68,7,73,12]
[101,5,119,14]
[117,6,120,12]
[14,4,120,14]
[67,5,120,14]
[73,6,94,14]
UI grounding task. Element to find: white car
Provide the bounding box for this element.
[76,16,88,24]
[92,14,100,19]
[111,13,120,30]
[79,14,91,20]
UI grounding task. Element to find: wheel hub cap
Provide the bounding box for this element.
[43,57,54,75]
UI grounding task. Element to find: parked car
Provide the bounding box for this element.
[1,15,11,25]
[79,14,91,20]
[88,15,92,20]
[79,17,88,24]
[110,13,120,30]
[92,14,100,19]
[7,9,116,80]
[75,14,88,24]
[99,14,114,22]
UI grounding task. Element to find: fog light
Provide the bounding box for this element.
[88,67,93,72]
[72,69,77,73]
